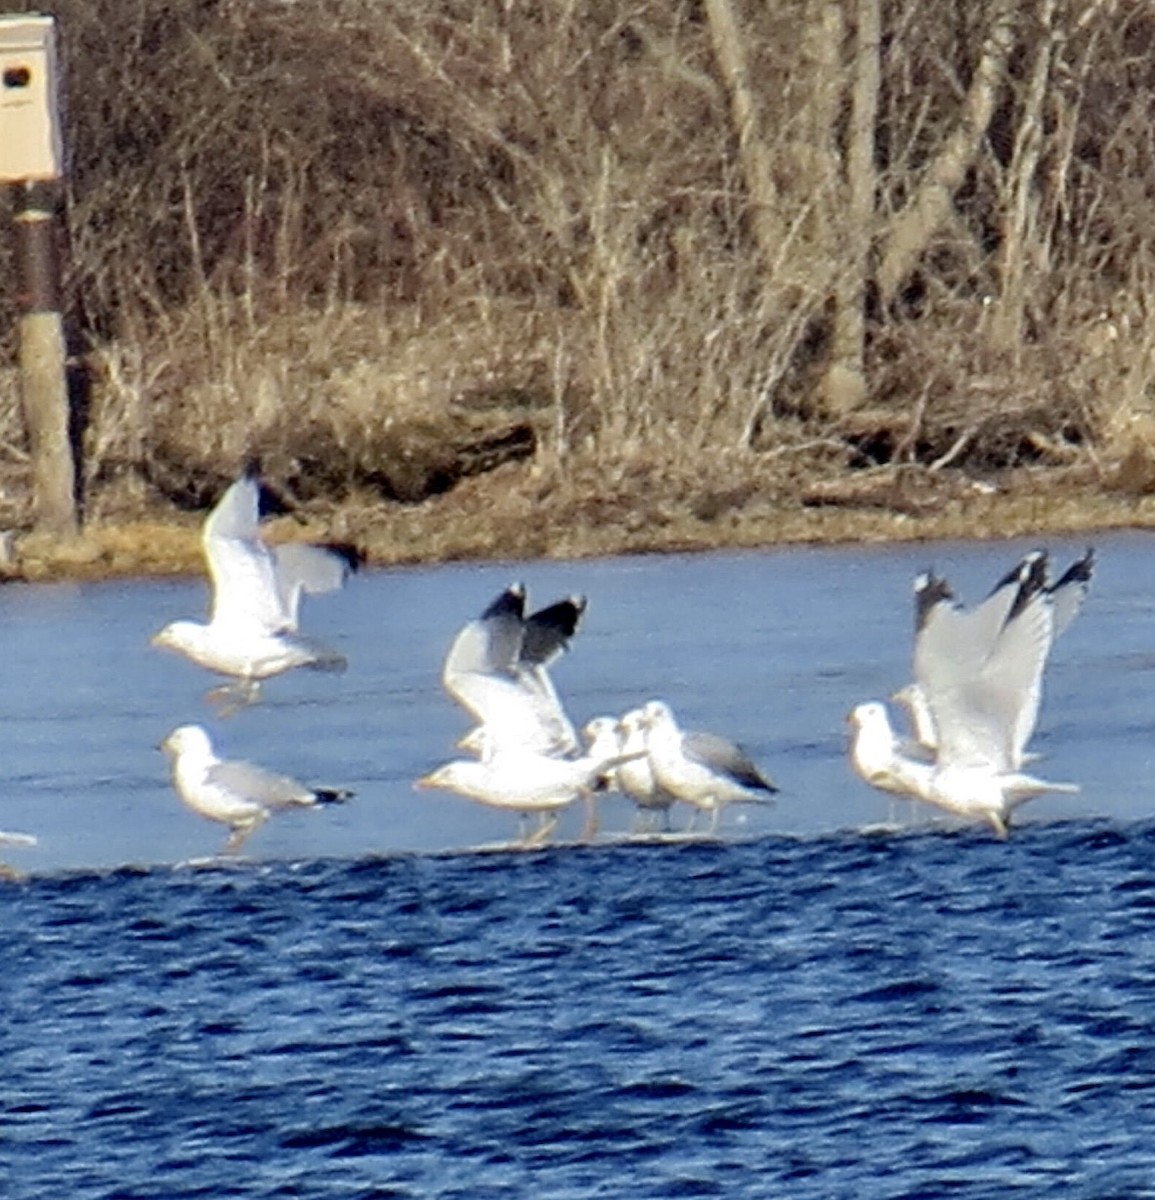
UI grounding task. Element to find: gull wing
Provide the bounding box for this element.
[442,585,583,757]
[203,474,291,634]
[272,542,359,630]
[520,596,586,667]
[208,759,315,811]
[443,585,526,683]
[912,572,970,697]
[682,730,775,791]
[929,589,1054,773]
[970,551,1047,655]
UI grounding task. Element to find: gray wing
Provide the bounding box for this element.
[208,759,317,810]
[912,574,970,698]
[929,591,1054,772]
[682,730,774,791]
[443,586,526,683]
[442,585,578,755]
[273,542,357,630]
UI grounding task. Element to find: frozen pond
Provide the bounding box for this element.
[2,530,1152,873]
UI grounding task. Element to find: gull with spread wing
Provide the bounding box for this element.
[895,548,1094,759]
[151,470,358,711]
[850,554,1082,836]
[441,583,586,757]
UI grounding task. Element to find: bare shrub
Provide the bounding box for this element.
[0,0,1153,525]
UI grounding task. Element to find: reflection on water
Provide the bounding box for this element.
[0,531,1151,872]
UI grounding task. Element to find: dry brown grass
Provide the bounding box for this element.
[0,0,1154,567]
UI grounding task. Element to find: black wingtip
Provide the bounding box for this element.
[1051,547,1095,591]
[1006,550,1050,623]
[313,787,354,805]
[914,571,954,632]
[481,583,526,622]
[520,595,587,665]
[316,541,365,574]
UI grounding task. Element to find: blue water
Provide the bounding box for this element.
[5,824,1155,1197]
[4,532,1155,1195]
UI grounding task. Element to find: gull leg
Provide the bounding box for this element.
[223,821,257,855]
[525,813,559,847]
[987,812,1010,839]
[708,803,722,836]
[209,678,262,718]
[580,793,599,842]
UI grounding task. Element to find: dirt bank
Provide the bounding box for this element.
[4,459,1150,585]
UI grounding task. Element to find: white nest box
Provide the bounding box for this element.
[0,14,63,182]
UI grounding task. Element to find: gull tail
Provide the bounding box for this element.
[1005,772,1079,804]
[311,787,354,805]
[293,635,348,673]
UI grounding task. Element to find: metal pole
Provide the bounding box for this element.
[14,178,76,535]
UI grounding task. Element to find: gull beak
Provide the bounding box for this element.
[413,774,436,791]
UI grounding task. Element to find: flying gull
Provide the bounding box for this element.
[151,469,358,711]
[160,724,353,855]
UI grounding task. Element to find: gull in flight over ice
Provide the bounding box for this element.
[160,724,353,855]
[151,469,358,711]
[441,583,586,757]
[849,550,1085,837]
[638,700,777,833]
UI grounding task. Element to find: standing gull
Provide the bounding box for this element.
[415,733,637,845]
[151,469,358,711]
[160,724,352,855]
[616,707,678,832]
[442,583,586,757]
[849,557,1080,836]
[639,700,778,833]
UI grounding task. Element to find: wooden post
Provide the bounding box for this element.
[1,13,77,536]
[14,180,76,535]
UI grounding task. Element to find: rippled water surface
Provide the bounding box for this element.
[6,828,1155,1197]
[3,533,1155,1195]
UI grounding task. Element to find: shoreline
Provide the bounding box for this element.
[3,465,1152,585]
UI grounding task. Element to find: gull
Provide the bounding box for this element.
[638,700,778,833]
[0,831,37,848]
[616,707,678,832]
[160,724,353,855]
[581,715,626,793]
[442,583,585,757]
[0,830,38,881]
[895,548,1094,759]
[152,469,358,711]
[849,561,1079,837]
[415,734,638,845]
